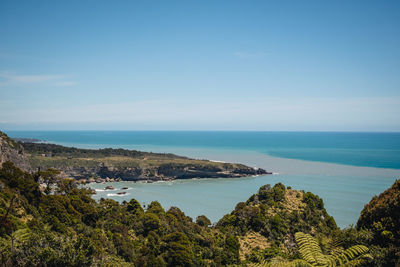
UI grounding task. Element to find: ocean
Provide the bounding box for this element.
[6,131,400,228]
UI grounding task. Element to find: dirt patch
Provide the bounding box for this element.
[239,231,270,260]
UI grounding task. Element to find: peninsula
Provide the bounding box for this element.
[1,132,270,183]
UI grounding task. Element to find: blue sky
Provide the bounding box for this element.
[1,0,399,131]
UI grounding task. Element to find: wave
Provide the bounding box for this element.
[107,193,130,197]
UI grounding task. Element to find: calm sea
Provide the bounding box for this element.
[6,131,400,228]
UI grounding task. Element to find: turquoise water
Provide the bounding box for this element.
[7,131,400,169]
[6,131,400,228]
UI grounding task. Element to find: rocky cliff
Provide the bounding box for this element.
[0,131,29,171]
[36,162,267,182]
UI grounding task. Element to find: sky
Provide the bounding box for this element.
[0,0,399,131]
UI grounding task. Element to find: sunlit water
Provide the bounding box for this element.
[7,131,400,228]
[87,148,399,228]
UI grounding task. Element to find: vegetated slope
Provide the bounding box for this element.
[356,179,400,266]
[357,179,400,239]
[0,161,235,266]
[217,183,338,261]
[20,141,269,181]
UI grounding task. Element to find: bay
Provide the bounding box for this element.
[7,131,400,228]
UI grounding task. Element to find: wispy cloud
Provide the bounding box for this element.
[2,97,400,131]
[0,72,76,87]
[234,51,268,59]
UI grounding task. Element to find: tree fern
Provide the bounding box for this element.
[295,232,371,267]
[250,232,371,267]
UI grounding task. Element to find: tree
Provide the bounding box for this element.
[127,199,144,216]
[163,232,193,267]
[196,215,211,227]
[143,213,161,235]
[39,168,60,194]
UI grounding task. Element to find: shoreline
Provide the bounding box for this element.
[81,173,269,194]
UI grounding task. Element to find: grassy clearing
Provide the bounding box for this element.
[28,154,247,171]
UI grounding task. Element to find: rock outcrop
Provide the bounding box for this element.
[0,131,29,171]
[31,161,268,182]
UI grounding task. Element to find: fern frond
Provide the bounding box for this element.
[294,232,372,267]
[295,232,324,265]
[252,232,372,267]
[11,227,31,243]
[340,253,373,267]
[250,258,311,267]
[343,245,369,259]
[327,236,344,252]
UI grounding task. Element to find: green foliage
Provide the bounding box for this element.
[357,180,400,242]
[302,192,324,210]
[146,201,165,216]
[22,142,156,159]
[217,183,337,250]
[127,199,144,216]
[251,232,372,267]
[163,232,194,267]
[223,234,240,264]
[143,213,161,235]
[257,183,286,204]
[39,168,60,194]
[196,215,211,227]
[353,179,400,266]
[0,162,239,266]
[0,162,41,205]
[0,159,395,267]
[251,258,310,267]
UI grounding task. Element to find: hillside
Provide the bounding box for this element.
[356,179,400,266]
[216,183,338,261]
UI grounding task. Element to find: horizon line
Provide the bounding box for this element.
[3,129,400,134]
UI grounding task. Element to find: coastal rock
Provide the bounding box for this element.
[256,168,271,175]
